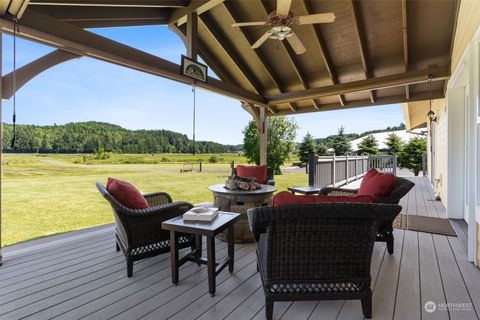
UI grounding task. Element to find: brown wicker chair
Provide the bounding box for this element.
[248,203,402,320]
[96,182,195,277]
[319,176,414,254]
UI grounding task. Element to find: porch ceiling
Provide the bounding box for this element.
[1,0,458,115]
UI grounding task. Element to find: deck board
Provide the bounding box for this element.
[1,178,479,320]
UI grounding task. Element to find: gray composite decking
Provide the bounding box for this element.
[1,176,480,320]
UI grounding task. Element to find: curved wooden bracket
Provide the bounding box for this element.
[2,49,80,99]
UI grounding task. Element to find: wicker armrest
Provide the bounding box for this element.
[319,187,358,196]
[125,201,193,217]
[143,192,173,207]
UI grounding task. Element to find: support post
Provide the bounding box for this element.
[258,106,267,166]
[186,12,198,60]
[345,154,349,184]
[331,155,336,187]
[308,152,315,186]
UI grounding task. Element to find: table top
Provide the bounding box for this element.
[162,212,241,237]
[208,184,277,195]
[287,186,322,195]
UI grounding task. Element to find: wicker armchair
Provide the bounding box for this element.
[248,203,402,320]
[96,182,195,277]
[319,176,414,254]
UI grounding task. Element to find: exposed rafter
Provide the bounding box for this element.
[348,0,375,103]
[301,0,345,107]
[402,0,409,99]
[223,1,298,112]
[29,0,188,7]
[200,12,265,94]
[260,0,320,110]
[168,0,224,26]
[267,66,449,105]
[2,49,79,99]
[273,90,445,115]
[0,10,266,105]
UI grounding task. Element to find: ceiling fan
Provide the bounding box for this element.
[232,0,335,55]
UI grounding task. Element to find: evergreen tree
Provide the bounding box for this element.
[316,143,329,156]
[385,132,404,155]
[331,126,352,156]
[357,135,379,155]
[243,116,298,174]
[298,132,317,163]
[398,137,426,176]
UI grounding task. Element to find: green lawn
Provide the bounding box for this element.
[1,154,307,246]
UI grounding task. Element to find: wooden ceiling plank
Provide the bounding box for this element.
[1,10,266,106]
[29,0,189,7]
[200,12,264,94]
[223,1,297,112]
[274,90,445,115]
[301,0,344,107]
[348,0,375,103]
[168,0,224,26]
[402,0,409,99]
[260,0,319,110]
[267,66,449,105]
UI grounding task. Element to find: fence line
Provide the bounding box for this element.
[308,153,398,188]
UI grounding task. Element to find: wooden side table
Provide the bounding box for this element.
[288,186,322,195]
[162,212,241,297]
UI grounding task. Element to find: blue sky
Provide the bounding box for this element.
[1,25,404,145]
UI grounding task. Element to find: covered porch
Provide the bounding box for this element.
[1,176,479,320]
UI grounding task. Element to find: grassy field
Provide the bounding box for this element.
[1,153,307,246]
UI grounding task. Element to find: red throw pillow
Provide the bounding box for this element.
[236,165,268,184]
[358,168,395,199]
[106,178,149,209]
[273,191,373,207]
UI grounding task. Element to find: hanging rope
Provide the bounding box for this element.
[11,20,18,149]
[192,82,196,156]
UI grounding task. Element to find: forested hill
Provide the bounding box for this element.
[1,122,241,154]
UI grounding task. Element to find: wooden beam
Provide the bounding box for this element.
[223,1,297,112]
[200,13,264,94]
[402,0,409,99]
[267,66,449,105]
[29,0,189,7]
[2,49,79,99]
[0,10,266,106]
[348,0,375,103]
[31,6,172,22]
[168,0,224,26]
[260,0,320,110]
[2,0,30,18]
[186,12,198,60]
[273,90,445,115]
[301,0,345,107]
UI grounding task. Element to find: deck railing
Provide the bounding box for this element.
[308,153,397,188]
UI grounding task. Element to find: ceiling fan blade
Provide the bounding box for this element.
[297,13,336,25]
[277,0,292,16]
[252,31,272,49]
[287,34,306,55]
[232,21,267,27]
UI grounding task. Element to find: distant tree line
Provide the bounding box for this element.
[1,121,242,154]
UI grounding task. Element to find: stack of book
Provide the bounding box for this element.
[183,207,219,221]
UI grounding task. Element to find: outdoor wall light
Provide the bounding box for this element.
[427,110,437,122]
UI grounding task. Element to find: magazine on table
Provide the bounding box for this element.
[183,207,219,221]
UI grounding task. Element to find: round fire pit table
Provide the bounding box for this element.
[208,184,277,243]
